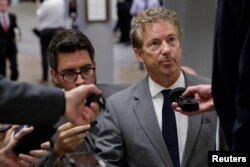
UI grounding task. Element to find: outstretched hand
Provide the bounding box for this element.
[0,126,50,167]
[54,122,90,155]
[172,84,215,116]
[64,84,102,125]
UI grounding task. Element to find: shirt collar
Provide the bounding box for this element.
[148,71,186,98]
[1,12,8,16]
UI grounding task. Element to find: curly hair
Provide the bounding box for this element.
[130,6,183,49]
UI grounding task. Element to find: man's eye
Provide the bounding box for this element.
[169,37,176,42]
[81,68,90,73]
[63,72,75,76]
[150,41,159,46]
[168,36,178,46]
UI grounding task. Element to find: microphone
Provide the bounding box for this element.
[168,87,199,112]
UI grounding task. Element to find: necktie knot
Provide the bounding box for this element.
[161,89,171,101]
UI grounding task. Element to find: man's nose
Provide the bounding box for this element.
[75,73,85,84]
[161,41,171,54]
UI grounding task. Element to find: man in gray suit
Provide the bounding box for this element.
[37,29,127,166]
[95,7,227,167]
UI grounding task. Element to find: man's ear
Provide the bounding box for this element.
[50,69,59,84]
[134,48,144,63]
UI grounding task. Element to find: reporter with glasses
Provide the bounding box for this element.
[37,29,127,167]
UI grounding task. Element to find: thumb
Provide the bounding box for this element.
[73,84,102,99]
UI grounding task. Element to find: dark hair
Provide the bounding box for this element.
[47,29,95,70]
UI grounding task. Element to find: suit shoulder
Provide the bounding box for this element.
[107,84,136,101]
[184,72,211,85]
[97,83,129,91]
[97,83,129,99]
[9,13,16,18]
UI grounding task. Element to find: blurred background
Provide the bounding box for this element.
[6,0,216,86]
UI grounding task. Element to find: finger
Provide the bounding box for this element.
[58,122,74,131]
[18,154,38,165]
[40,141,51,150]
[173,107,182,112]
[67,138,85,149]
[63,131,88,144]
[69,104,99,126]
[84,84,102,97]
[171,102,179,108]
[9,125,18,134]
[13,127,34,142]
[80,107,97,124]
[18,159,32,167]
[29,149,49,157]
[66,130,88,142]
[54,134,86,154]
[89,102,100,122]
[3,125,15,145]
[87,102,100,122]
[74,84,102,101]
[171,102,182,112]
[59,124,90,138]
[182,86,198,97]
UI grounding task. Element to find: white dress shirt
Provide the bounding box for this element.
[36,0,65,30]
[148,72,188,163]
[130,0,160,16]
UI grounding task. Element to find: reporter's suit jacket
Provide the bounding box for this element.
[96,72,228,167]
[212,0,250,151]
[0,76,64,125]
[37,84,128,167]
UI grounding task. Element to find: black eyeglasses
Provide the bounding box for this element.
[57,67,95,83]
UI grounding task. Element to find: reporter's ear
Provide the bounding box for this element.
[50,69,59,85]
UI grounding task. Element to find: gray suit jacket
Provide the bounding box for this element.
[95,72,228,167]
[37,84,128,167]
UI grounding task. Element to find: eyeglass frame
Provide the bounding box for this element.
[56,67,96,83]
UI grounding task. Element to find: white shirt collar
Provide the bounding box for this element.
[148,71,186,98]
[1,12,8,18]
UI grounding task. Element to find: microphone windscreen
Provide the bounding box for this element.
[168,87,186,103]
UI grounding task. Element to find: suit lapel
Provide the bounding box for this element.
[181,72,204,166]
[132,77,173,166]
[181,114,202,166]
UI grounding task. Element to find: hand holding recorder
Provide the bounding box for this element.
[171,85,215,116]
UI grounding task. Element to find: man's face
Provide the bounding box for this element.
[50,50,96,91]
[0,0,8,12]
[134,20,182,84]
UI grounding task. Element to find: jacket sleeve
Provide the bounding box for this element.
[0,76,65,126]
